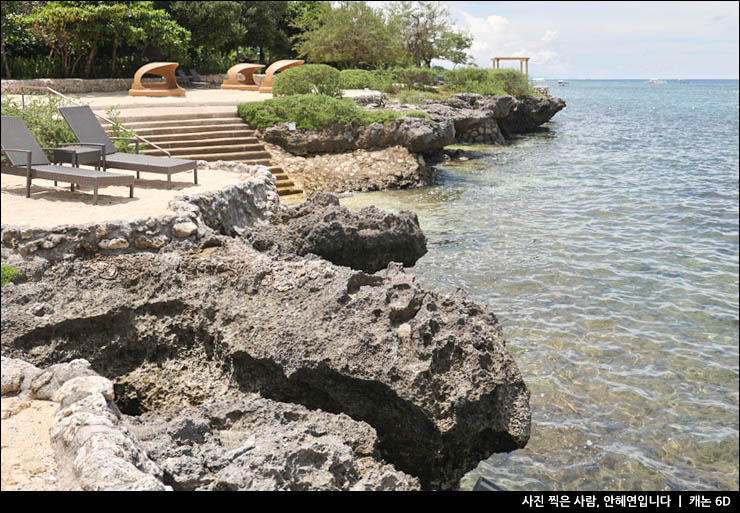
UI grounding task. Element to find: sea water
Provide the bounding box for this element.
[340,80,739,490]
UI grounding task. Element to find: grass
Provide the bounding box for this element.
[1,265,19,287]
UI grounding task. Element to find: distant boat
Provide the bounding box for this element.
[558,80,568,86]
[646,78,666,84]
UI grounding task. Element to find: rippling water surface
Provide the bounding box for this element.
[340,80,739,490]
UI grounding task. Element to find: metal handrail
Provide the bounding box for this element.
[5,85,172,157]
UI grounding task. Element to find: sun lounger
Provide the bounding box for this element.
[189,69,209,87]
[58,105,198,189]
[1,116,134,205]
[177,68,208,89]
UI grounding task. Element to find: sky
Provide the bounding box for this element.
[380,1,740,79]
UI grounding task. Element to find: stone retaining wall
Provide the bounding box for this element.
[0,165,279,263]
[1,356,171,491]
[1,74,226,95]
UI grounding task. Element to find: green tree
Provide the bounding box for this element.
[152,1,244,56]
[18,1,189,78]
[292,1,403,69]
[385,1,472,68]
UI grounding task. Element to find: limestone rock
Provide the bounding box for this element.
[125,397,420,491]
[1,242,531,489]
[250,192,427,273]
[171,222,198,238]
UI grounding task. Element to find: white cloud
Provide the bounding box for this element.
[541,30,558,43]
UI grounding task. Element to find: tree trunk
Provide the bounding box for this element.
[1,40,11,79]
[111,35,118,75]
[84,41,97,79]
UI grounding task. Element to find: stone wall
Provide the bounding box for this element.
[0,166,279,263]
[1,74,227,95]
[1,356,171,491]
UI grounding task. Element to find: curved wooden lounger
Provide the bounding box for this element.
[258,59,305,94]
[129,62,186,97]
[221,63,266,91]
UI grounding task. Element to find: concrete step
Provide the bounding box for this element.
[143,138,264,150]
[113,111,239,124]
[103,117,243,130]
[137,131,260,144]
[151,152,274,162]
[277,187,304,197]
[131,123,250,136]
[145,145,270,157]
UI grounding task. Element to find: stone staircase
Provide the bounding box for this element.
[101,110,304,199]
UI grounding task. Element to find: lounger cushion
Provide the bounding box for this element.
[103,152,196,173]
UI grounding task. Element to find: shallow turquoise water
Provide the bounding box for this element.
[340,80,739,490]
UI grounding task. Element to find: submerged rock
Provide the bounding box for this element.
[1,241,531,489]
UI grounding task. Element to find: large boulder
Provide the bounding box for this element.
[497,95,567,135]
[1,242,531,490]
[249,192,427,273]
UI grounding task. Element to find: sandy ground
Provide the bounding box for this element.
[1,397,60,491]
[1,167,259,228]
[6,88,377,116]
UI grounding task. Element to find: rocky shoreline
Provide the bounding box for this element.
[262,91,565,197]
[1,90,563,491]
[2,169,530,491]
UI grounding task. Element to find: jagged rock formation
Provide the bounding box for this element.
[259,117,455,156]
[260,93,565,157]
[496,95,567,136]
[1,239,531,489]
[126,397,420,491]
[247,192,427,273]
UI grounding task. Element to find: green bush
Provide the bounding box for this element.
[1,265,19,287]
[237,94,426,131]
[442,67,534,98]
[272,64,342,98]
[338,69,391,91]
[395,88,445,105]
[105,106,138,154]
[1,94,75,151]
[392,67,438,89]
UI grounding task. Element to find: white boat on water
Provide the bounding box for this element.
[558,80,568,86]
[646,78,667,84]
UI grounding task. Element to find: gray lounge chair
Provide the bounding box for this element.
[1,116,134,205]
[58,105,198,189]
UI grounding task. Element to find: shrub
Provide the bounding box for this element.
[272,64,342,98]
[1,265,19,287]
[442,67,534,98]
[392,67,438,89]
[1,94,75,150]
[338,69,391,91]
[237,94,426,130]
[105,106,138,154]
[403,110,430,119]
[395,89,445,105]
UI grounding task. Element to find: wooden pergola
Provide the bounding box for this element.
[491,57,530,77]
